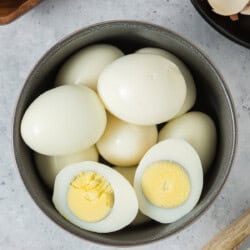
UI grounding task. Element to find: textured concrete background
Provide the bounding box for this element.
[0,1,250,249]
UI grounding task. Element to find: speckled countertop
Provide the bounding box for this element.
[0,1,250,249]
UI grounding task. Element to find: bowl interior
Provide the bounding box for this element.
[13,21,236,246]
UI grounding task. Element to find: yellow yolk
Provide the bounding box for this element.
[141,161,191,208]
[67,171,114,222]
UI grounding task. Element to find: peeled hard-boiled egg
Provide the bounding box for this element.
[21,85,106,156]
[136,47,196,117]
[241,4,250,15]
[53,161,138,233]
[114,166,151,225]
[35,146,98,189]
[134,139,203,223]
[56,44,124,90]
[96,114,158,167]
[208,0,249,16]
[158,111,217,173]
[98,54,186,125]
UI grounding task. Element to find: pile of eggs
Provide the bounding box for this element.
[20,44,217,233]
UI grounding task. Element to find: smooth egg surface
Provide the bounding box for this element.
[53,161,138,233]
[96,114,158,167]
[21,85,107,155]
[134,139,203,223]
[35,146,98,189]
[114,166,151,225]
[56,44,124,90]
[98,54,186,125]
[158,111,217,173]
[136,47,196,117]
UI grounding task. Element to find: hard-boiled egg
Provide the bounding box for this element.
[53,161,138,233]
[134,139,203,223]
[35,146,98,189]
[208,0,249,16]
[158,111,217,173]
[98,54,186,125]
[241,3,250,15]
[21,85,106,156]
[56,44,124,90]
[136,47,196,117]
[114,166,151,225]
[96,114,158,167]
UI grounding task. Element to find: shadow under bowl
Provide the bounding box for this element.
[13,21,237,247]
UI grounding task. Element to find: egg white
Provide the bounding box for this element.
[21,85,107,156]
[136,47,196,117]
[158,111,217,173]
[53,161,138,233]
[98,53,186,125]
[56,44,124,90]
[96,114,158,167]
[35,146,98,189]
[113,166,151,225]
[134,139,203,223]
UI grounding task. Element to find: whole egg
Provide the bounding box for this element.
[98,54,186,125]
[21,85,106,155]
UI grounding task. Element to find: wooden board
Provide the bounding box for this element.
[203,209,250,250]
[0,0,41,25]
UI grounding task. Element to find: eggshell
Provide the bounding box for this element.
[136,47,196,117]
[56,44,124,90]
[53,161,138,233]
[21,85,106,155]
[98,54,186,125]
[35,146,98,189]
[158,112,217,173]
[97,114,157,166]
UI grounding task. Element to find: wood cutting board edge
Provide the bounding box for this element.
[0,0,41,25]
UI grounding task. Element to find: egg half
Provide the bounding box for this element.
[35,146,98,189]
[134,139,203,223]
[53,161,138,233]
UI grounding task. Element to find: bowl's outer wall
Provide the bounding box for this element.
[13,21,236,246]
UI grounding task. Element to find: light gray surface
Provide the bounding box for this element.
[0,1,249,249]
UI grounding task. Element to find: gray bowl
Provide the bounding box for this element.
[13,21,237,246]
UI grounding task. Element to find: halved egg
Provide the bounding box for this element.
[114,166,151,225]
[134,139,203,223]
[53,161,138,233]
[35,146,98,189]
